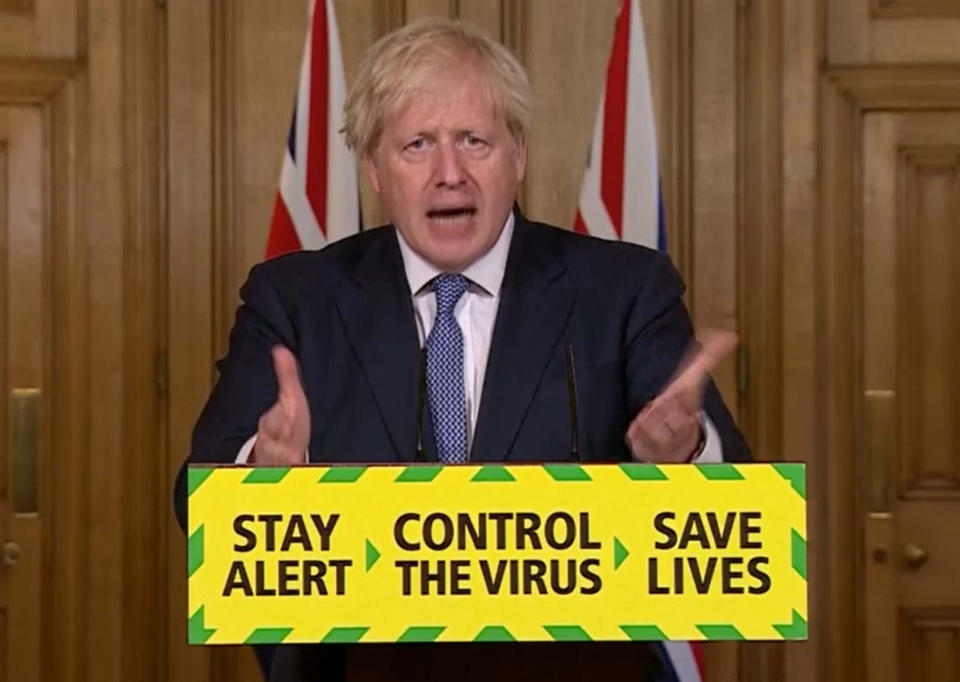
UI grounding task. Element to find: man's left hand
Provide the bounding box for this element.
[626,330,738,463]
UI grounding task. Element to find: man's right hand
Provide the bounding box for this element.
[252,345,310,465]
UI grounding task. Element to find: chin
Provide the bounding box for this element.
[427,252,471,271]
[421,236,483,270]
[421,245,475,271]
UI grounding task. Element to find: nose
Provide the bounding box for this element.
[432,141,466,188]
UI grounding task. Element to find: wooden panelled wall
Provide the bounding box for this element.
[2,0,960,681]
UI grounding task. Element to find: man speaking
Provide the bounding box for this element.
[174,17,749,682]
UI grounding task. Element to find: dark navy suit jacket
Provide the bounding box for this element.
[172,212,750,680]
[174,212,748,526]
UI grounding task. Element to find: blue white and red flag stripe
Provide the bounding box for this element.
[574,0,664,250]
[574,1,704,680]
[265,0,359,258]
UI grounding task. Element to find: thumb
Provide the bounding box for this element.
[679,330,738,385]
[271,345,304,400]
[663,330,738,408]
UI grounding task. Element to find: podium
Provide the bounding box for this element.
[187,462,807,680]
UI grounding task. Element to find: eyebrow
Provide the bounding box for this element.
[406,128,491,139]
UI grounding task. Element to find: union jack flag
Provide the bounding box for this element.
[575,1,705,680]
[265,0,359,258]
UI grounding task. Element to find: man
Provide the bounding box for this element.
[174,17,749,682]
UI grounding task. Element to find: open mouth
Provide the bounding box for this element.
[426,206,477,220]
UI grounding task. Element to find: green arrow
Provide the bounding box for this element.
[773,610,808,639]
[544,625,591,641]
[395,466,443,482]
[474,625,516,642]
[187,468,214,496]
[322,626,369,643]
[365,539,381,571]
[772,462,806,499]
[245,627,293,645]
[695,463,744,480]
[471,465,516,482]
[188,606,215,644]
[613,537,630,570]
[792,529,807,580]
[242,467,291,484]
[399,626,446,642]
[620,624,667,640]
[187,525,205,578]
[697,624,744,640]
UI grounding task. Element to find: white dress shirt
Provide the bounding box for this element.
[396,212,514,449]
[237,214,722,464]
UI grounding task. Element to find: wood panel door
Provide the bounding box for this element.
[862,111,960,682]
[0,57,84,682]
[822,68,960,682]
[0,103,44,682]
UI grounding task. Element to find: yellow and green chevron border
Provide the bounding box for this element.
[187,615,809,645]
[187,462,807,644]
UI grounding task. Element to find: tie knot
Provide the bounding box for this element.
[433,274,468,316]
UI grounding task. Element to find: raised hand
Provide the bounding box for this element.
[625,330,738,463]
[252,345,310,465]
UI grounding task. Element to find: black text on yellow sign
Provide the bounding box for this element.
[391,511,603,596]
[187,463,808,644]
[222,513,349,597]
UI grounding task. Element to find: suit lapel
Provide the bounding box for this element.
[334,230,421,461]
[471,216,574,462]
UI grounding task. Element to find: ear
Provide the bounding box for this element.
[362,154,381,194]
[513,138,528,183]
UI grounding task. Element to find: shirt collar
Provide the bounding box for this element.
[396,212,514,297]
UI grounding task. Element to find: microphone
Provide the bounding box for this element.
[415,347,427,462]
[565,344,582,462]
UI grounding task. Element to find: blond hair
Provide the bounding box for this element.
[344,18,533,157]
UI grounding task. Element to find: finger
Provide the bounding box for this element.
[626,412,662,461]
[671,330,738,390]
[259,403,291,441]
[626,404,652,444]
[656,394,700,428]
[662,403,698,439]
[645,420,674,449]
[628,404,673,452]
[272,345,304,401]
[629,393,702,453]
[660,331,738,412]
[254,434,302,466]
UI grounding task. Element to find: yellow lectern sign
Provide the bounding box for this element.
[187,463,807,645]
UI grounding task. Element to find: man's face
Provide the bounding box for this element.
[364,64,527,272]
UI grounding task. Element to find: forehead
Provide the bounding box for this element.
[385,66,503,134]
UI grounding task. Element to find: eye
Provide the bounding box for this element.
[405,137,428,152]
[463,134,488,150]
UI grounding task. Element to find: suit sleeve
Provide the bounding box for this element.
[172,263,300,531]
[623,251,751,463]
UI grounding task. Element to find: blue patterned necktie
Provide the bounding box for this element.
[426,274,469,463]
